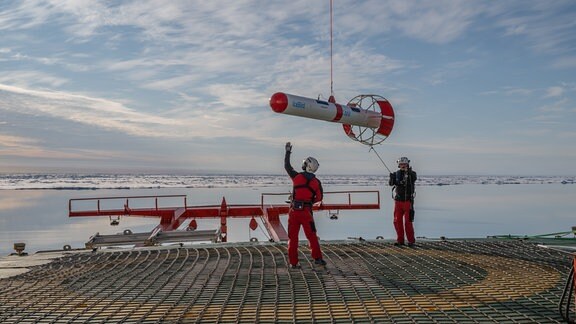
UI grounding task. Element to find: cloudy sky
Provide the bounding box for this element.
[0,0,575,175]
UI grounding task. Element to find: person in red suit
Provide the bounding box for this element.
[389,156,417,247]
[284,142,326,269]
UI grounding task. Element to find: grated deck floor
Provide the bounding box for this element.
[0,240,572,323]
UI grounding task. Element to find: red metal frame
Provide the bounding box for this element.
[69,191,380,242]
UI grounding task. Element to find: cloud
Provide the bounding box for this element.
[0,1,485,105]
[503,87,535,97]
[0,130,178,166]
[480,84,574,105]
[0,1,575,174]
[0,1,489,48]
[0,132,115,162]
[0,132,127,160]
[544,86,564,98]
[0,83,184,137]
[0,71,68,88]
[504,24,526,36]
[492,1,576,55]
[0,1,55,30]
[0,82,291,144]
[393,2,482,44]
[483,87,534,97]
[425,59,478,86]
[551,56,576,69]
[206,84,264,110]
[0,134,39,148]
[537,98,568,113]
[399,136,576,157]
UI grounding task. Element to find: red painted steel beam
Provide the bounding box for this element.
[262,207,289,242]
[68,203,379,218]
[220,197,228,242]
[182,206,264,218]
[68,203,380,219]
[163,207,187,231]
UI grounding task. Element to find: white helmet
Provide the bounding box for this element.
[302,157,319,173]
[397,156,410,165]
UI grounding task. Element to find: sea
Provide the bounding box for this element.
[1,174,575,255]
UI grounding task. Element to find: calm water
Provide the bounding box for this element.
[1,184,575,255]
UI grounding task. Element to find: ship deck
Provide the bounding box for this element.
[0,239,573,323]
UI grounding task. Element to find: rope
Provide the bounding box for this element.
[369,146,392,173]
[329,0,333,96]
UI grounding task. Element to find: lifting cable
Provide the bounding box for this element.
[369,146,392,173]
[330,0,393,175]
[330,0,334,97]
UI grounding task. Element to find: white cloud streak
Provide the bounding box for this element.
[490,1,576,55]
[0,83,183,136]
[544,86,564,98]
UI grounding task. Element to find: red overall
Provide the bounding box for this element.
[389,168,417,245]
[393,200,415,244]
[287,173,323,266]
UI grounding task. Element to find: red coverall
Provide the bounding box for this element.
[389,168,417,245]
[285,151,324,266]
[393,200,415,244]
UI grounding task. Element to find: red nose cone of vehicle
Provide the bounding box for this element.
[269,92,288,113]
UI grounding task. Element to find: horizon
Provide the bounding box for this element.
[1,168,575,178]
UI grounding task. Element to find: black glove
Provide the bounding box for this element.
[409,199,415,222]
[285,142,292,153]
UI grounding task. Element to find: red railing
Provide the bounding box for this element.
[260,190,380,210]
[69,195,188,216]
[68,190,381,242]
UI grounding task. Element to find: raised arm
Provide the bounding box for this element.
[284,142,298,178]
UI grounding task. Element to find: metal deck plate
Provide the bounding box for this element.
[0,240,572,323]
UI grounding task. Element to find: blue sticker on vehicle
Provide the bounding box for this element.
[292,101,305,109]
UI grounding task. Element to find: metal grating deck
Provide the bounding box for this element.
[0,240,572,323]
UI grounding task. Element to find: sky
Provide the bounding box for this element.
[0,0,575,176]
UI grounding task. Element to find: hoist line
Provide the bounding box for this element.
[369,146,392,173]
[330,0,334,97]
